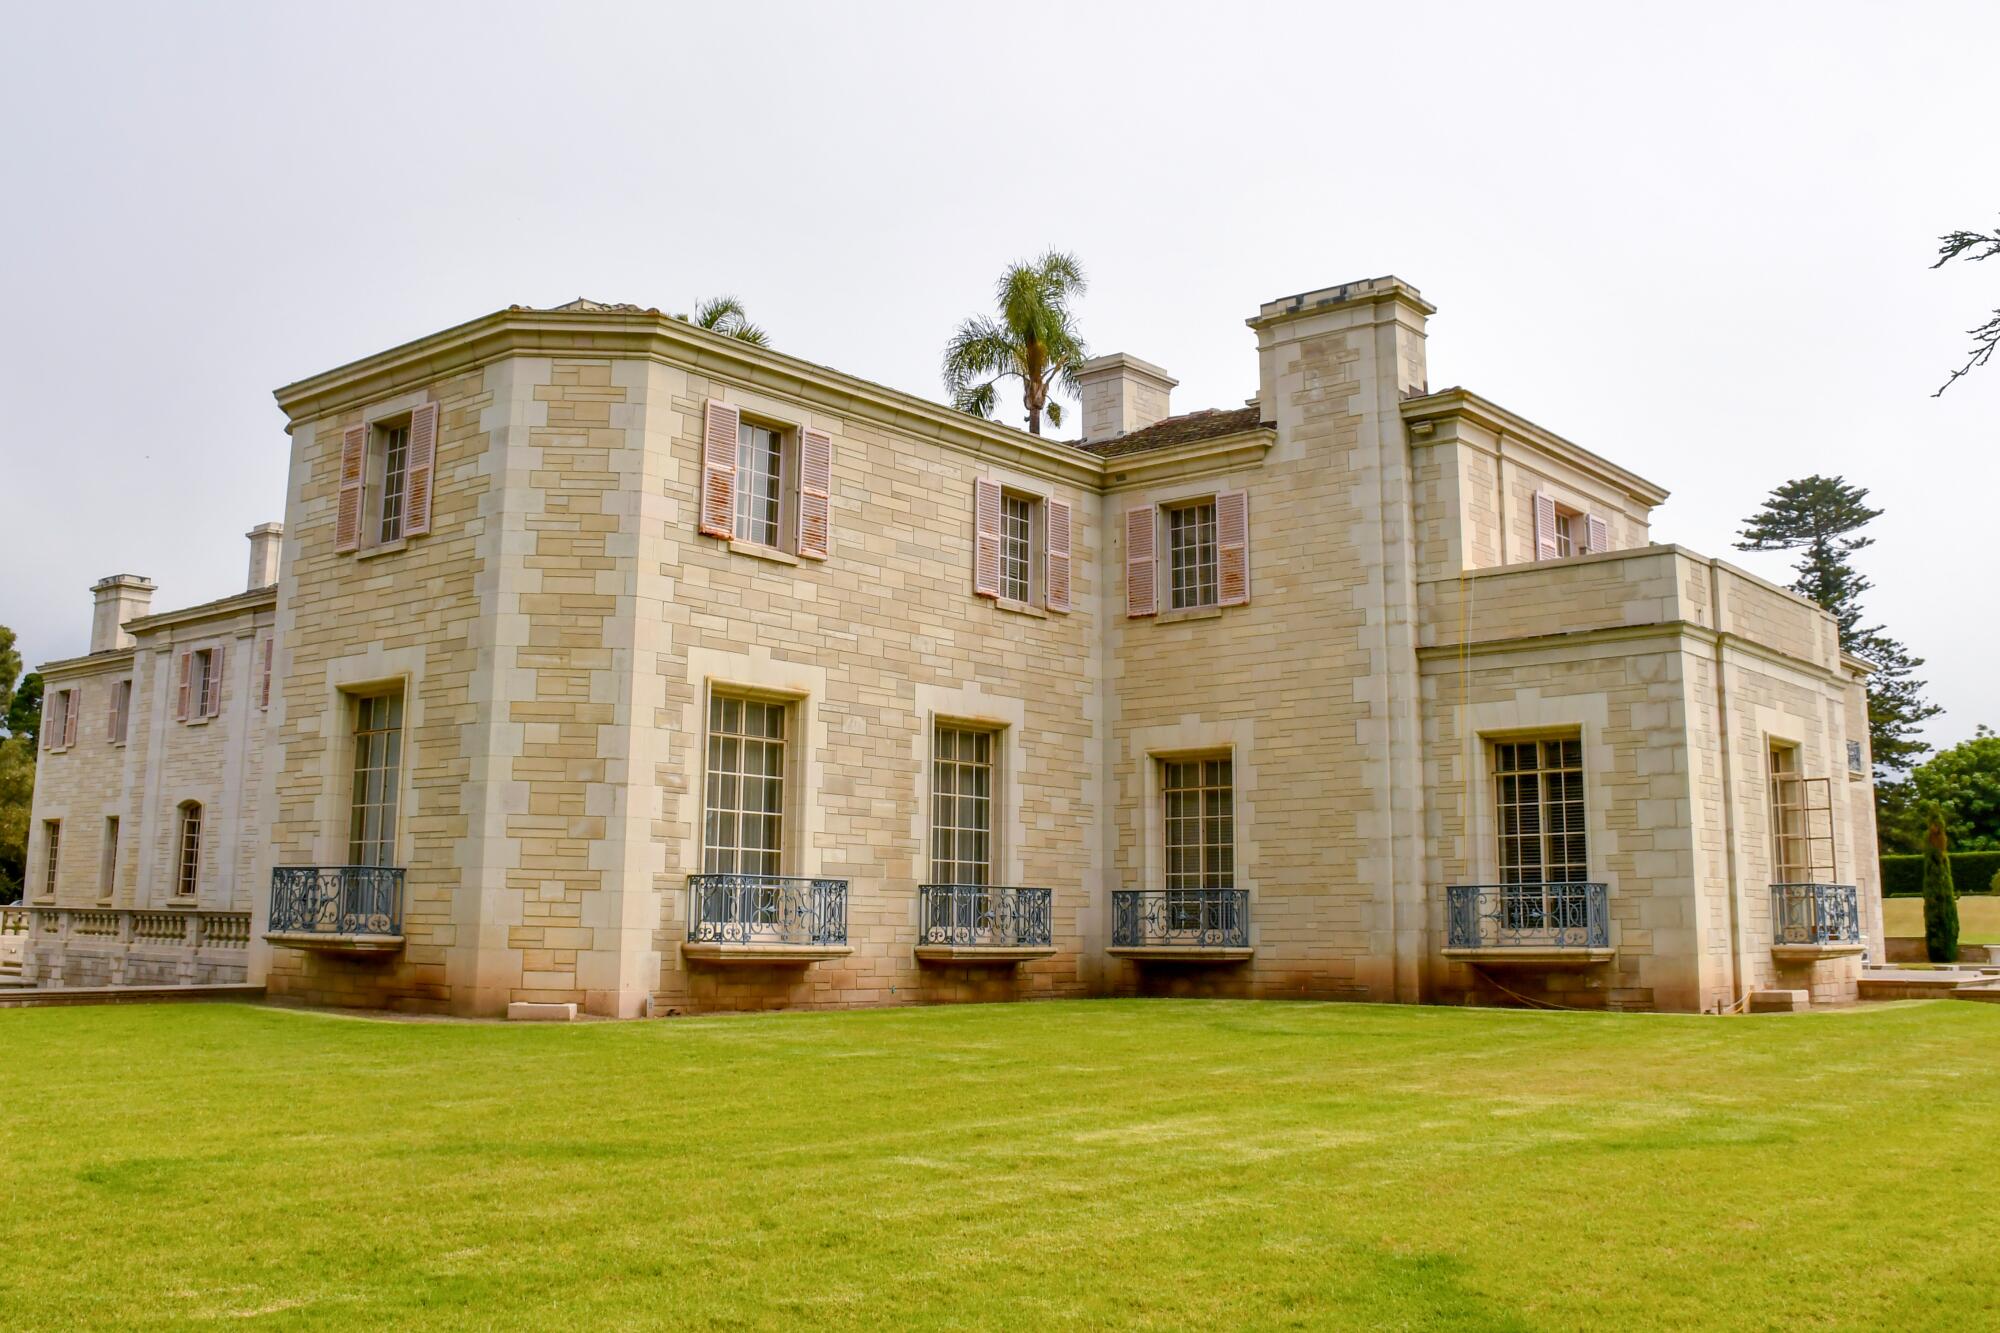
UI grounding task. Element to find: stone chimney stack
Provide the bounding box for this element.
[90,575,156,654]
[1077,353,1177,443]
[246,522,283,589]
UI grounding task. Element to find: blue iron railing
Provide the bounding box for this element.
[268,865,405,938]
[1111,888,1249,949]
[688,874,848,946]
[1446,882,1609,950]
[1770,883,1861,946]
[918,884,1053,948]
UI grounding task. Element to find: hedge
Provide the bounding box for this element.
[1881,851,2000,897]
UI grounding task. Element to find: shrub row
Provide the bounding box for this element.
[1880,850,2000,897]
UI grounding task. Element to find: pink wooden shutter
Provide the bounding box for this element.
[259,638,273,709]
[1125,506,1157,618]
[335,425,367,552]
[1585,513,1609,555]
[63,691,78,748]
[1216,490,1250,607]
[699,401,739,539]
[797,428,833,560]
[973,479,1003,598]
[175,650,193,722]
[1045,498,1073,613]
[1533,492,1559,560]
[206,646,225,718]
[402,401,438,537]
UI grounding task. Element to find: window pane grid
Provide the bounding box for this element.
[1000,495,1033,603]
[933,725,993,887]
[42,820,60,894]
[704,696,786,878]
[1494,739,1586,885]
[348,692,403,867]
[736,424,783,547]
[176,804,203,898]
[379,425,410,543]
[1168,502,1218,609]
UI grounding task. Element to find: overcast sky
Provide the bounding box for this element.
[2,1,1992,748]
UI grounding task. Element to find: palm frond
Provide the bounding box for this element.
[684,295,771,346]
[954,381,999,420]
[942,317,1022,397]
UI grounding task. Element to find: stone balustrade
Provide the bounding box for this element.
[20,906,252,988]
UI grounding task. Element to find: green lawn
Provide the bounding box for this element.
[1884,893,2000,942]
[4,1001,1999,1330]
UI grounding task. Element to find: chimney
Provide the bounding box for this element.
[246,522,283,589]
[90,575,156,654]
[1077,353,1177,443]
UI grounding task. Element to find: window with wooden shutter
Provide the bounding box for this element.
[175,650,193,722]
[1216,490,1250,607]
[1046,498,1073,613]
[1532,492,1559,561]
[335,424,367,553]
[1125,505,1158,618]
[401,401,438,538]
[1585,513,1609,555]
[972,479,1003,598]
[797,427,832,560]
[204,645,225,718]
[699,400,740,540]
[259,638,274,710]
[63,689,78,748]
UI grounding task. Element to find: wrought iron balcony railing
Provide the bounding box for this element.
[267,865,405,940]
[1770,883,1861,947]
[688,874,848,947]
[1111,888,1249,950]
[1446,882,1609,951]
[918,884,1053,948]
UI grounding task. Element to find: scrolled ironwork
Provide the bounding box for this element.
[687,874,848,946]
[1769,883,1861,946]
[268,866,405,938]
[918,884,1053,948]
[1110,888,1249,949]
[1446,882,1609,950]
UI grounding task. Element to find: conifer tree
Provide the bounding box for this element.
[1921,804,1959,963]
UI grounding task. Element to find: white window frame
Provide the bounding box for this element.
[347,689,406,868]
[931,722,997,887]
[1165,499,1219,610]
[1492,736,1589,885]
[174,801,203,900]
[702,692,793,878]
[732,416,799,554]
[40,819,60,898]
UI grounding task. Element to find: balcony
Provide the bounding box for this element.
[1770,883,1864,961]
[1444,882,1613,966]
[915,884,1055,964]
[683,874,851,966]
[265,866,406,953]
[1108,889,1252,962]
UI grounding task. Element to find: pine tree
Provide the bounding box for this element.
[1735,476,1939,782]
[1921,804,1959,963]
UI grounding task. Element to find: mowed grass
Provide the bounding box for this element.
[1884,893,2000,942]
[3,1001,1999,1330]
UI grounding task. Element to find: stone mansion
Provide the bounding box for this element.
[16,276,1883,1016]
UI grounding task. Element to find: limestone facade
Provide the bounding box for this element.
[24,276,1881,1014]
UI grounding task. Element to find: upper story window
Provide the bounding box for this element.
[1532,493,1610,561]
[1000,495,1034,602]
[699,401,832,561]
[1554,506,1582,557]
[334,403,438,554]
[1494,738,1587,884]
[174,801,203,898]
[1125,491,1248,618]
[932,724,994,887]
[108,679,131,743]
[703,695,788,878]
[176,646,223,723]
[42,687,77,750]
[972,479,1071,612]
[349,691,404,867]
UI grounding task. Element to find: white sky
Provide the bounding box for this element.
[2,1,1993,748]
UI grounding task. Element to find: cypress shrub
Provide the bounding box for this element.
[1923,805,1959,964]
[1879,850,2000,896]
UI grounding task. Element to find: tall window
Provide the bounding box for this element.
[1000,494,1034,603]
[1767,743,1833,882]
[40,820,59,896]
[1553,506,1582,557]
[932,725,994,886]
[1494,739,1587,884]
[47,688,74,747]
[735,422,785,547]
[378,423,411,543]
[348,692,404,867]
[704,696,786,877]
[1163,757,1232,932]
[1167,501,1218,610]
[110,679,131,742]
[100,817,119,899]
[174,802,203,898]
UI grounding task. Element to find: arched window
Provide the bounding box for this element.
[175,802,203,899]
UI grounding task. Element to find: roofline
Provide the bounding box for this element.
[1400,387,1670,507]
[121,584,276,637]
[35,646,136,677]
[274,306,1111,490]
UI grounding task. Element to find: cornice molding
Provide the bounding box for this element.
[1401,387,1670,507]
[1097,428,1279,492]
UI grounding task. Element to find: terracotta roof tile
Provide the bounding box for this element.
[1075,406,1267,458]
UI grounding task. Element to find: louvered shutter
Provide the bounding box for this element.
[1216,490,1250,606]
[1125,506,1158,618]
[699,401,739,539]
[402,401,438,537]
[1533,492,1559,560]
[63,691,78,747]
[1045,498,1073,613]
[973,479,1003,597]
[1586,513,1609,555]
[259,638,273,710]
[175,650,193,722]
[107,683,120,740]
[41,696,53,749]
[205,645,225,718]
[335,425,367,552]
[797,428,832,560]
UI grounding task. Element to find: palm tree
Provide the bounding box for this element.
[674,296,770,347]
[942,251,1088,436]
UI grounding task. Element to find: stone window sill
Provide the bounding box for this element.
[1157,605,1224,624]
[996,598,1048,620]
[356,538,411,561]
[729,539,801,567]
